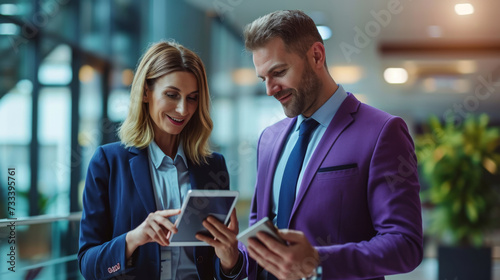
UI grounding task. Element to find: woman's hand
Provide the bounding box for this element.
[125,209,181,259]
[196,209,240,274]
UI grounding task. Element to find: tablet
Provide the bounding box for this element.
[237,217,286,248]
[169,189,239,246]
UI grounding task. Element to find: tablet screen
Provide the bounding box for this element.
[169,190,238,246]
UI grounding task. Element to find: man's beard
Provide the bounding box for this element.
[282,63,322,118]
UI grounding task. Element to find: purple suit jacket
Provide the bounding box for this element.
[240,93,423,280]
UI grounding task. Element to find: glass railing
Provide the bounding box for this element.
[0,212,83,280]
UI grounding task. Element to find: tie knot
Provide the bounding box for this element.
[299,118,319,136]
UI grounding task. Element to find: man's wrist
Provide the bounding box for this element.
[303,266,322,280]
[220,252,243,277]
[303,249,321,280]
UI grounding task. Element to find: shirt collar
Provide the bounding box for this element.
[296,84,348,130]
[148,140,188,169]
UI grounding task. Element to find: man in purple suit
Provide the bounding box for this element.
[204,10,423,280]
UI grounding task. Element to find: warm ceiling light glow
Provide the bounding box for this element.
[383,68,408,84]
[232,68,258,86]
[456,60,477,74]
[329,66,363,84]
[79,65,95,83]
[455,3,474,15]
[317,25,332,40]
[122,69,134,86]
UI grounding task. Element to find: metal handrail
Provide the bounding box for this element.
[0,254,79,276]
[0,212,82,226]
[0,212,83,276]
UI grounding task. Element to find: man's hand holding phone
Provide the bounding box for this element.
[239,217,320,280]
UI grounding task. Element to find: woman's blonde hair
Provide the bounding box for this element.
[118,40,213,165]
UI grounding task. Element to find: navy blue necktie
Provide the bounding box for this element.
[276,118,319,229]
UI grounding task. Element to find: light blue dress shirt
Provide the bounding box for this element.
[272,85,348,224]
[147,140,198,280]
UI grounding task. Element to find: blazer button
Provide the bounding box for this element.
[197,256,204,263]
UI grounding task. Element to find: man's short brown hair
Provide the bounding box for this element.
[243,10,324,56]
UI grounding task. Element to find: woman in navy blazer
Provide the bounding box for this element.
[78,41,240,279]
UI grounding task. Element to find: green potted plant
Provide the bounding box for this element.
[416,113,500,280]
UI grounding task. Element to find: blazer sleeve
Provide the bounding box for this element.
[207,153,251,280]
[78,147,129,280]
[217,130,269,280]
[316,117,423,279]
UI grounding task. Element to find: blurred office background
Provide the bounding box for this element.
[0,0,499,279]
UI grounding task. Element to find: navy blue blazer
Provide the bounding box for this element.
[78,142,230,280]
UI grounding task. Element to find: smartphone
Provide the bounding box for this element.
[237,217,286,248]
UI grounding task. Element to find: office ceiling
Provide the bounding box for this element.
[186,0,500,124]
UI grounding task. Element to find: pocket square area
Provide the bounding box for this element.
[318,163,357,172]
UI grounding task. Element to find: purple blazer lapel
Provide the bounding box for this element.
[292,94,361,216]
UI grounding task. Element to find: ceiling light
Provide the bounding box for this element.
[317,25,332,40]
[122,69,134,86]
[232,68,258,86]
[383,68,408,84]
[79,65,95,83]
[455,3,474,15]
[329,66,363,84]
[456,60,477,74]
